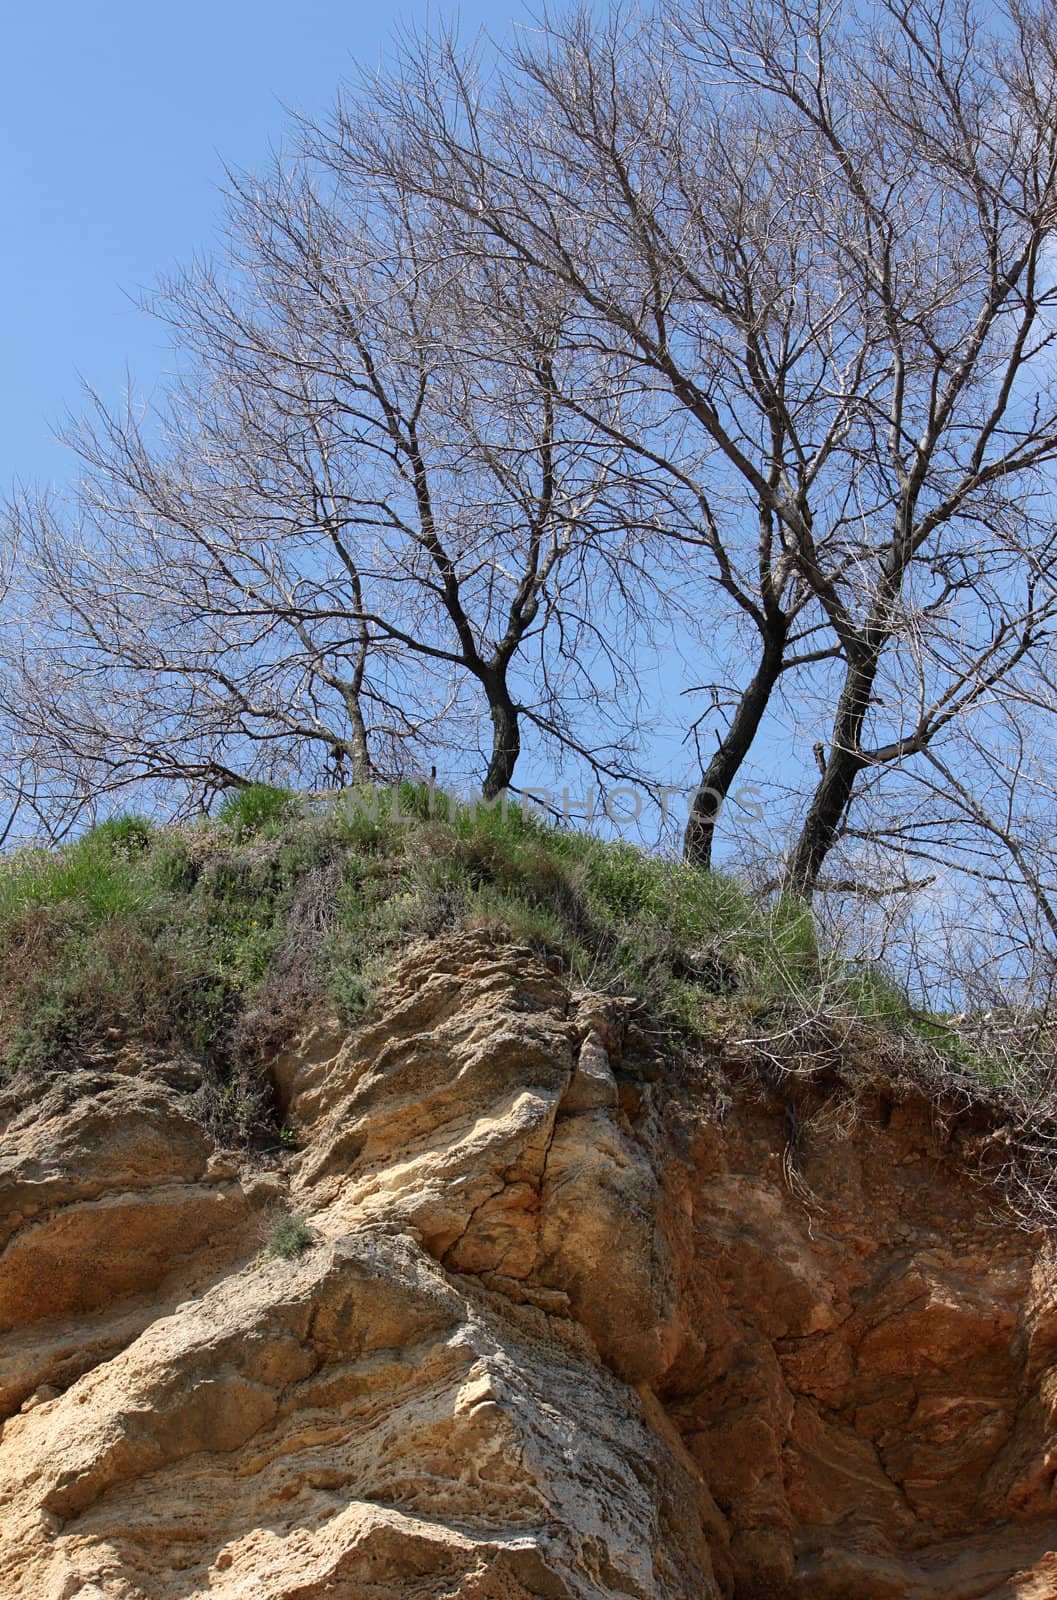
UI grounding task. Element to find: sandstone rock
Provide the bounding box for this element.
[1,1231,717,1600]
[293,934,676,1384]
[0,1071,254,1332]
[2,930,1057,1599]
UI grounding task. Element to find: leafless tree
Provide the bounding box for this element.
[4,127,640,829]
[336,11,837,864]
[681,0,1057,897]
[342,0,1057,895]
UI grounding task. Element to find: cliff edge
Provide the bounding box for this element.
[2,930,1056,1599]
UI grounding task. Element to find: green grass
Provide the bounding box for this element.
[216,783,299,836]
[265,1211,314,1259]
[0,782,1002,1129]
[0,814,159,924]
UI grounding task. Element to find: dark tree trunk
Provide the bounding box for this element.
[683,622,788,870]
[783,649,879,897]
[482,678,521,800]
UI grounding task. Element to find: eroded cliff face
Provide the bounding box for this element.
[1,931,1055,1600]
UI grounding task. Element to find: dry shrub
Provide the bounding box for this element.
[0,903,73,1059]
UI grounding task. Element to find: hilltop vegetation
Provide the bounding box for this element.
[0,784,1020,1141]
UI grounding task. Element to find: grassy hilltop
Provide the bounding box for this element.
[0,784,1029,1146]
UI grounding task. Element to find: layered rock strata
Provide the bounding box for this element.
[1,931,1055,1599]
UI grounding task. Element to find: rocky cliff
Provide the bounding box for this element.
[1,931,1056,1599]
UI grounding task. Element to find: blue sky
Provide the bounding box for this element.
[0,0,500,490]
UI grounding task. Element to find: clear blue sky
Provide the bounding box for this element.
[0,0,500,490]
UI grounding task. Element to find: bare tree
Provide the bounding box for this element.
[679,0,1057,897]
[343,0,1057,892]
[338,11,839,865]
[4,132,639,824]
